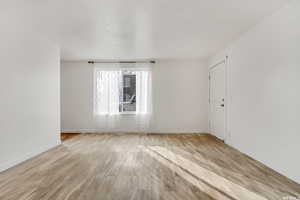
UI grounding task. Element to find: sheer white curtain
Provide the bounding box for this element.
[93,64,153,132]
[135,70,152,130]
[94,70,122,115]
[94,69,123,129]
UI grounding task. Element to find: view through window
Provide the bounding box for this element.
[119,71,136,113]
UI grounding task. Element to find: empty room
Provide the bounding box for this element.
[1,0,300,199]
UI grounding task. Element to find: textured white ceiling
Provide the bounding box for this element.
[1,0,290,60]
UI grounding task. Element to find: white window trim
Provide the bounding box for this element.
[120,111,137,115]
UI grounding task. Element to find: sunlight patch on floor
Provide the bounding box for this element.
[142,146,268,200]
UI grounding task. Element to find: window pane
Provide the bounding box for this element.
[119,72,136,112]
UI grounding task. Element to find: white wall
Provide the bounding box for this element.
[0,27,61,171]
[210,0,300,183]
[61,59,208,133]
[151,59,208,133]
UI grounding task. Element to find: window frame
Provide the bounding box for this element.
[119,111,136,115]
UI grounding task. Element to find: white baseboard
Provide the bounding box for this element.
[61,129,208,134]
[0,141,61,173]
[62,129,99,133]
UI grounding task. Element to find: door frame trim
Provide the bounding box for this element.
[209,56,228,142]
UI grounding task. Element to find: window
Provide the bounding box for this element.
[94,68,152,116]
[120,71,136,113]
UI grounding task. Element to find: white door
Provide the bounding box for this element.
[209,62,226,140]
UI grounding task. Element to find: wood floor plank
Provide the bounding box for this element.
[0,133,299,200]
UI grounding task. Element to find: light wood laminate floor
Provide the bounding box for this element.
[0,134,299,200]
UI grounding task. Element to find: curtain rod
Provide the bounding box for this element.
[88,60,155,64]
